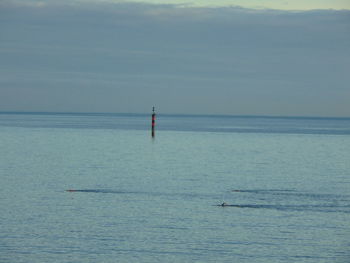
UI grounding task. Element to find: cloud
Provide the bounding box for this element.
[2,0,350,10]
[0,1,349,116]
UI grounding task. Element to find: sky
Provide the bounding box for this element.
[102,0,350,10]
[0,0,349,117]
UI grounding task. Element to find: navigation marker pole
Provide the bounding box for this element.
[151,107,156,138]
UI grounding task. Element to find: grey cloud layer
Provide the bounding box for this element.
[0,2,349,116]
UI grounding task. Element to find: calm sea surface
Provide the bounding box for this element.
[1,113,350,263]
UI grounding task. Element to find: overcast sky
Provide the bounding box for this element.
[0,0,349,116]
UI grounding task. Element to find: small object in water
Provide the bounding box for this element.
[151,107,156,138]
[221,202,228,206]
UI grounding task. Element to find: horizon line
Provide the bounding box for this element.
[0,111,349,120]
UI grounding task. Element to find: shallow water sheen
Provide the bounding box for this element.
[1,113,350,262]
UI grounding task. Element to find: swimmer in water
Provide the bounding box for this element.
[221,202,228,206]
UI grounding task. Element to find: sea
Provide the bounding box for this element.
[0,112,349,263]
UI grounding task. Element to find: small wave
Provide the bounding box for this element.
[65,189,136,194]
[231,189,350,200]
[231,189,296,193]
[217,203,350,213]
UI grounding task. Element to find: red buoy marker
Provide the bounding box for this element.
[151,107,156,138]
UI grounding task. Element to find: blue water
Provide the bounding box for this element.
[1,113,350,262]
